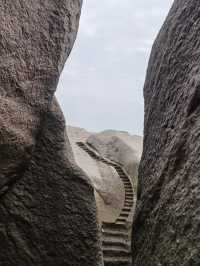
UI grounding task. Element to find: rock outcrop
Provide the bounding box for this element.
[68,127,143,224]
[132,1,200,265]
[67,126,143,266]
[87,130,143,192]
[0,1,101,266]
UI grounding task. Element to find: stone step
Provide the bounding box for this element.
[125,191,133,195]
[121,179,130,183]
[117,173,127,178]
[76,142,84,146]
[115,221,126,226]
[124,202,134,208]
[124,199,133,203]
[120,212,129,218]
[124,186,132,190]
[90,155,98,160]
[122,207,131,212]
[117,171,126,175]
[102,239,129,250]
[87,151,94,155]
[125,200,133,204]
[124,200,133,204]
[125,195,133,199]
[102,229,129,239]
[79,144,86,149]
[125,192,133,195]
[80,146,87,151]
[100,158,107,162]
[123,182,131,185]
[115,166,123,170]
[119,174,128,178]
[124,205,133,208]
[125,196,133,200]
[103,246,131,258]
[124,187,132,190]
[124,205,133,209]
[117,171,127,176]
[119,174,127,177]
[102,234,129,244]
[124,186,134,191]
[124,185,132,188]
[123,178,131,182]
[124,187,133,190]
[121,178,129,182]
[125,199,133,203]
[104,256,131,266]
[102,222,127,232]
[121,209,130,213]
[83,148,90,153]
[122,181,130,185]
[116,217,127,223]
[124,203,133,207]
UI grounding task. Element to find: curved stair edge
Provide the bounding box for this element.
[76,141,134,266]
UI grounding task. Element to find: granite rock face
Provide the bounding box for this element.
[87,130,143,191]
[132,1,200,265]
[68,126,143,225]
[0,1,101,266]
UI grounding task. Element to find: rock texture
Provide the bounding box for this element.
[68,127,143,225]
[132,1,200,265]
[0,1,101,266]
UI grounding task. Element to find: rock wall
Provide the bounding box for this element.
[0,1,101,266]
[132,1,200,265]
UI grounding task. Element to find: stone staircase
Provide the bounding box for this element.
[76,142,134,266]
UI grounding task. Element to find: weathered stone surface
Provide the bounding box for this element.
[87,130,143,190]
[132,1,200,265]
[0,1,101,265]
[68,126,142,225]
[68,126,142,266]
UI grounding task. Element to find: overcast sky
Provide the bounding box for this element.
[57,0,174,136]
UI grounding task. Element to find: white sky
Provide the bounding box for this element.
[57,0,174,135]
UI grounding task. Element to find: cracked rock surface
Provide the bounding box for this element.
[0,1,101,265]
[132,1,200,265]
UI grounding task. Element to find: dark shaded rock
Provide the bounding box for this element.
[0,1,101,265]
[132,1,200,265]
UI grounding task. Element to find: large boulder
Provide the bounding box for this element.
[0,1,101,266]
[132,1,200,265]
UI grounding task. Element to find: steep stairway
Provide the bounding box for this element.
[76,142,134,266]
